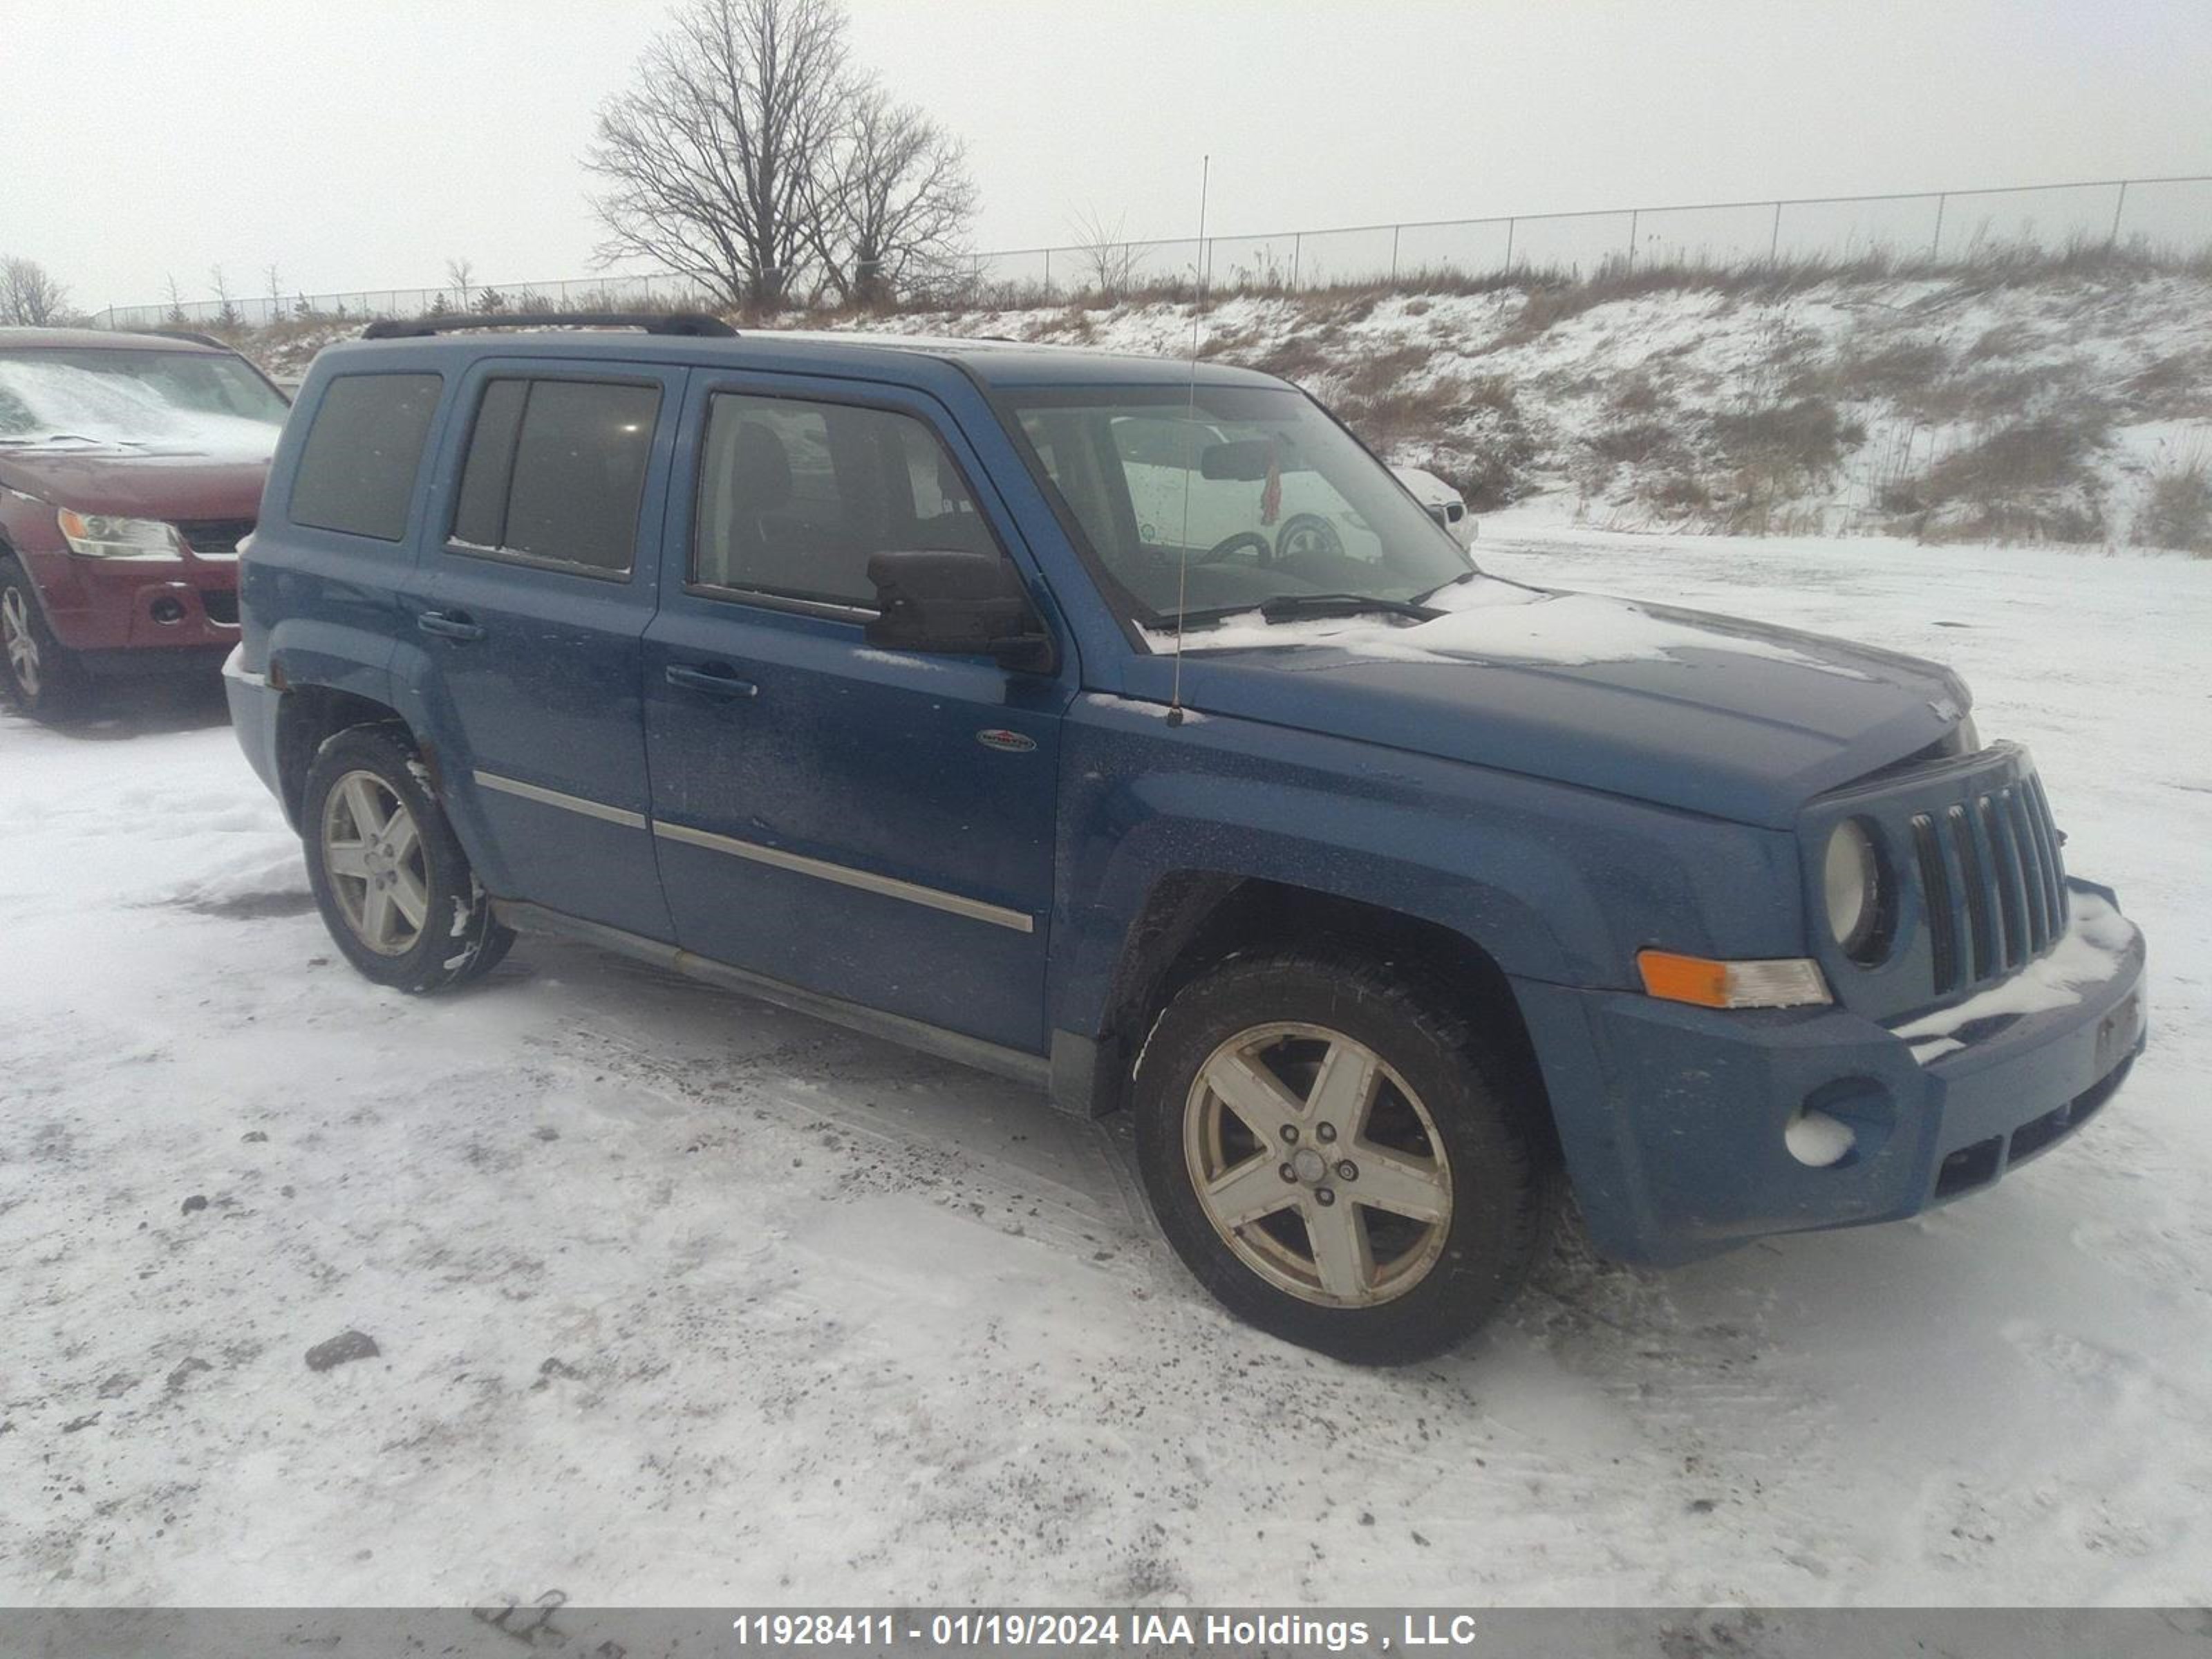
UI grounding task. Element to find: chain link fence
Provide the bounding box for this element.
[92,174,2212,330]
[95,271,724,332]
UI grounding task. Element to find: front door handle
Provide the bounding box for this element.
[666,663,758,699]
[418,610,487,642]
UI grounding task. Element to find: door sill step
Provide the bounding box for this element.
[491,899,1053,1091]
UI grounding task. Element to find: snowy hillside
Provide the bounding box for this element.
[852,266,2212,548]
[237,254,2212,550]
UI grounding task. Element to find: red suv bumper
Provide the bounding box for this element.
[20,539,243,665]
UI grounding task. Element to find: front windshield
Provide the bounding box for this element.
[1006,384,1472,631]
[0,348,288,456]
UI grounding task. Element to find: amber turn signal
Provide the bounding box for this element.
[1638,950,1831,1009]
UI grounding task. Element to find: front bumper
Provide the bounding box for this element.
[1514,879,2147,1265]
[24,547,239,655]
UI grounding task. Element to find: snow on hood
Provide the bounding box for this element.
[0,359,279,462]
[1147,577,1872,677]
[1125,577,1971,825]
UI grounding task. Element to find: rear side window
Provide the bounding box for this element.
[693,392,997,608]
[449,377,659,577]
[289,373,442,541]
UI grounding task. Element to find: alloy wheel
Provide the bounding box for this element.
[1183,1022,1453,1307]
[2,585,41,700]
[321,770,430,956]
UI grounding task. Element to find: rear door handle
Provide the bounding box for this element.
[666,663,758,698]
[418,610,487,642]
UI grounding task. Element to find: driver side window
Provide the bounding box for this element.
[693,392,1000,608]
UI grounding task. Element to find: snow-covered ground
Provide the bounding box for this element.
[1,525,2208,1607]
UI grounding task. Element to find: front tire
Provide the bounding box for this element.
[1,561,86,720]
[1133,952,1557,1365]
[303,724,513,992]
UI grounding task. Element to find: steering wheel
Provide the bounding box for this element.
[1194,531,1273,565]
[1274,513,1345,564]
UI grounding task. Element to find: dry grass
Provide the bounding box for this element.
[1337,378,1470,453]
[1242,329,1340,384]
[2124,348,2212,418]
[1586,420,1685,467]
[1480,238,2212,344]
[1325,367,1531,509]
[1815,339,1955,402]
[1921,413,2104,500]
[1877,409,2112,542]
[1639,473,1716,516]
[1606,373,1671,416]
[1709,398,1863,471]
[861,234,2212,324]
[1335,343,1437,397]
[1910,362,2080,424]
[1965,323,2036,362]
[2136,451,2212,552]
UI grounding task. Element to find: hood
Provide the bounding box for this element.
[1123,581,1971,828]
[0,446,270,520]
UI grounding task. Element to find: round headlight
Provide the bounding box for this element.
[1823,820,1882,959]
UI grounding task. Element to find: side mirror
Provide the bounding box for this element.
[865,550,1056,673]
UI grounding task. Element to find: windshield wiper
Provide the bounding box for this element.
[1257,592,1442,623]
[1156,592,1443,630]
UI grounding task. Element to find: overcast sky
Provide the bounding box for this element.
[7,0,2210,313]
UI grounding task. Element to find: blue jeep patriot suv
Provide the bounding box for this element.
[225,313,2147,1364]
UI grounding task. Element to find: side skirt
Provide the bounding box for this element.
[491,898,1055,1093]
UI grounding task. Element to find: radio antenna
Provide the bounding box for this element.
[1166,154,1210,726]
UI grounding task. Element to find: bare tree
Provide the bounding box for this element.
[806,84,976,306]
[209,265,241,328]
[445,256,475,310]
[162,274,189,325]
[1071,208,1136,300]
[265,263,284,319]
[585,0,851,308]
[0,256,73,326]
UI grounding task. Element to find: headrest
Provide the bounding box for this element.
[728,419,791,509]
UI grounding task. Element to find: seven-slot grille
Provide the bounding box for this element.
[174,518,256,556]
[1907,774,2067,997]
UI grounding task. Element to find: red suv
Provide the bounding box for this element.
[0,326,288,718]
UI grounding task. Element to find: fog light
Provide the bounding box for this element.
[1785,1107,1857,1168]
[149,595,186,624]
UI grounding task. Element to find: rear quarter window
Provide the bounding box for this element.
[288,373,443,541]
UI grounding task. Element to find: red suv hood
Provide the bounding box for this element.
[0,447,270,519]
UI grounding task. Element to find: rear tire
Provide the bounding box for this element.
[1,561,86,721]
[303,724,514,992]
[1132,951,1558,1365]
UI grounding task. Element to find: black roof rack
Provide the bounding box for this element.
[361,311,736,341]
[141,328,229,350]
